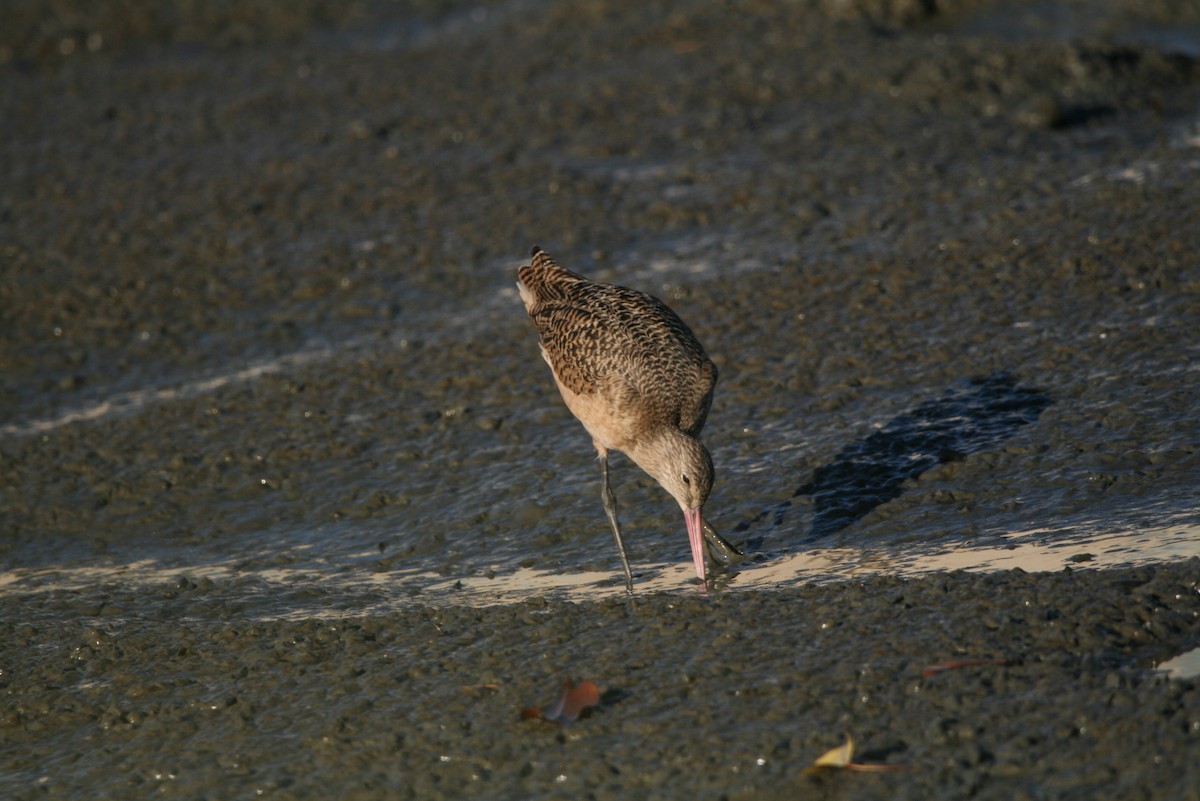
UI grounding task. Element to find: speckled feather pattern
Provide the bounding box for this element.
[517,247,716,448]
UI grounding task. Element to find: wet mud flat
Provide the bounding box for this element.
[4,0,1200,798]
[2,562,1199,800]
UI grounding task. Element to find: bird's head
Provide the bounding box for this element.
[636,430,714,515]
[636,430,714,583]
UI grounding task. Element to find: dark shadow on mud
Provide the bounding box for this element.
[735,373,1052,544]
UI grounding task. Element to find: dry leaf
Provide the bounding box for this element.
[521,678,601,724]
[461,683,500,694]
[813,734,856,767]
[807,734,910,774]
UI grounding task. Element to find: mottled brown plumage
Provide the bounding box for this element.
[517,246,720,590]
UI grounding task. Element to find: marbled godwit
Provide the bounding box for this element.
[517,246,734,591]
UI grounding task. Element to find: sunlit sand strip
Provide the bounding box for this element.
[1156,646,1200,680]
[2,519,1197,614]
[0,559,236,592]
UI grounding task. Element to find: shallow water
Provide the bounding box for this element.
[3,246,1198,607]
[4,225,1200,602]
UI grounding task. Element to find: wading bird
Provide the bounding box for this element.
[517,246,736,591]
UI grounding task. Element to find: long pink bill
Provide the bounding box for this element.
[684,507,707,586]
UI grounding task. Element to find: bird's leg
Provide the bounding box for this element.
[599,451,635,594]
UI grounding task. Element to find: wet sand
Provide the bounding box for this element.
[3,0,1200,798]
[3,564,1200,799]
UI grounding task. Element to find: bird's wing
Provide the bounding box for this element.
[528,298,621,398]
[529,284,716,435]
[600,285,716,436]
[677,357,717,438]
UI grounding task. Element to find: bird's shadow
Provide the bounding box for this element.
[733,372,1053,545]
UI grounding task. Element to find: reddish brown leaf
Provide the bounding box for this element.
[845,762,912,773]
[522,678,601,724]
[921,658,1009,678]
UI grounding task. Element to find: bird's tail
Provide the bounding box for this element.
[518,245,580,305]
[529,245,558,271]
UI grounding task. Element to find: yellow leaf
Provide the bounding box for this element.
[813,734,854,767]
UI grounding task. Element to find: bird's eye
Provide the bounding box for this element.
[681,473,691,486]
